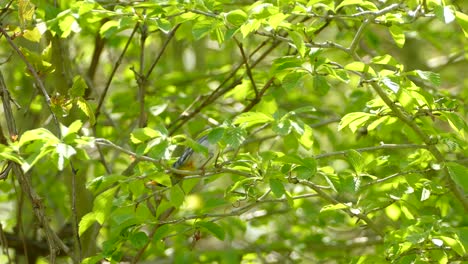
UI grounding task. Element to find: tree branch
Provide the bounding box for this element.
[0,26,61,137]
[0,70,70,261]
[315,143,429,159]
[299,180,384,237]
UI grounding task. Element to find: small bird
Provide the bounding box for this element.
[171,135,220,185]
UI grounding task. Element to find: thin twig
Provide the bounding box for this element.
[0,27,61,137]
[315,143,429,159]
[138,18,148,128]
[168,40,281,135]
[70,162,82,262]
[242,77,275,113]
[234,37,258,97]
[0,223,12,263]
[144,23,181,80]
[0,70,70,261]
[363,169,432,188]
[299,180,384,237]
[348,19,370,54]
[95,22,140,121]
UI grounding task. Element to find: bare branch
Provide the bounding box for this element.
[315,143,429,159]
[95,22,140,121]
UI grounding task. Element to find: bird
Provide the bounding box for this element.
[171,135,220,185]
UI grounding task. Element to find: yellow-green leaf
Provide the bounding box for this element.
[389,25,405,48]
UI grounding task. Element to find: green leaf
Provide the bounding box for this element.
[149,103,168,117]
[275,154,305,166]
[385,203,401,221]
[268,12,289,30]
[93,187,118,225]
[294,166,315,180]
[441,112,467,139]
[344,62,376,76]
[55,143,76,170]
[64,120,83,137]
[389,25,405,48]
[289,30,306,57]
[346,149,364,174]
[338,112,374,133]
[79,212,96,236]
[233,112,274,128]
[130,128,162,144]
[169,186,185,207]
[270,178,286,197]
[21,145,55,172]
[225,10,248,27]
[335,0,378,11]
[371,54,399,67]
[320,203,348,213]
[437,235,466,256]
[435,5,455,24]
[153,224,171,242]
[381,77,399,93]
[144,137,169,158]
[81,256,104,264]
[197,221,225,240]
[272,119,292,135]
[100,20,120,38]
[193,19,214,40]
[130,232,149,248]
[59,14,80,38]
[446,162,468,192]
[18,0,35,28]
[76,98,96,125]
[281,71,305,90]
[207,127,225,143]
[86,174,127,194]
[69,76,88,98]
[19,128,60,146]
[411,70,441,87]
[23,27,42,42]
[456,11,468,37]
[240,19,261,38]
[272,56,303,73]
[156,18,172,34]
[313,75,330,95]
[224,127,246,148]
[298,124,313,149]
[0,145,23,164]
[420,187,430,201]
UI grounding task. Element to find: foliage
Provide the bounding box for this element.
[0,0,467,263]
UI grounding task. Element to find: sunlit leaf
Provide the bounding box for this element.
[233,112,274,128]
[289,30,306,57]
[320,203,348,212]
[76,98,96,125]
[70,76,88,98]
[335,0,378,11]
[437,235,466,256]
[79,212,96,236]
[389,25,405,48]
[456,11,468,37]
[225,10,248,27]
[131,127,162,144]
[338,112,374,133]
[197,221,225,240]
